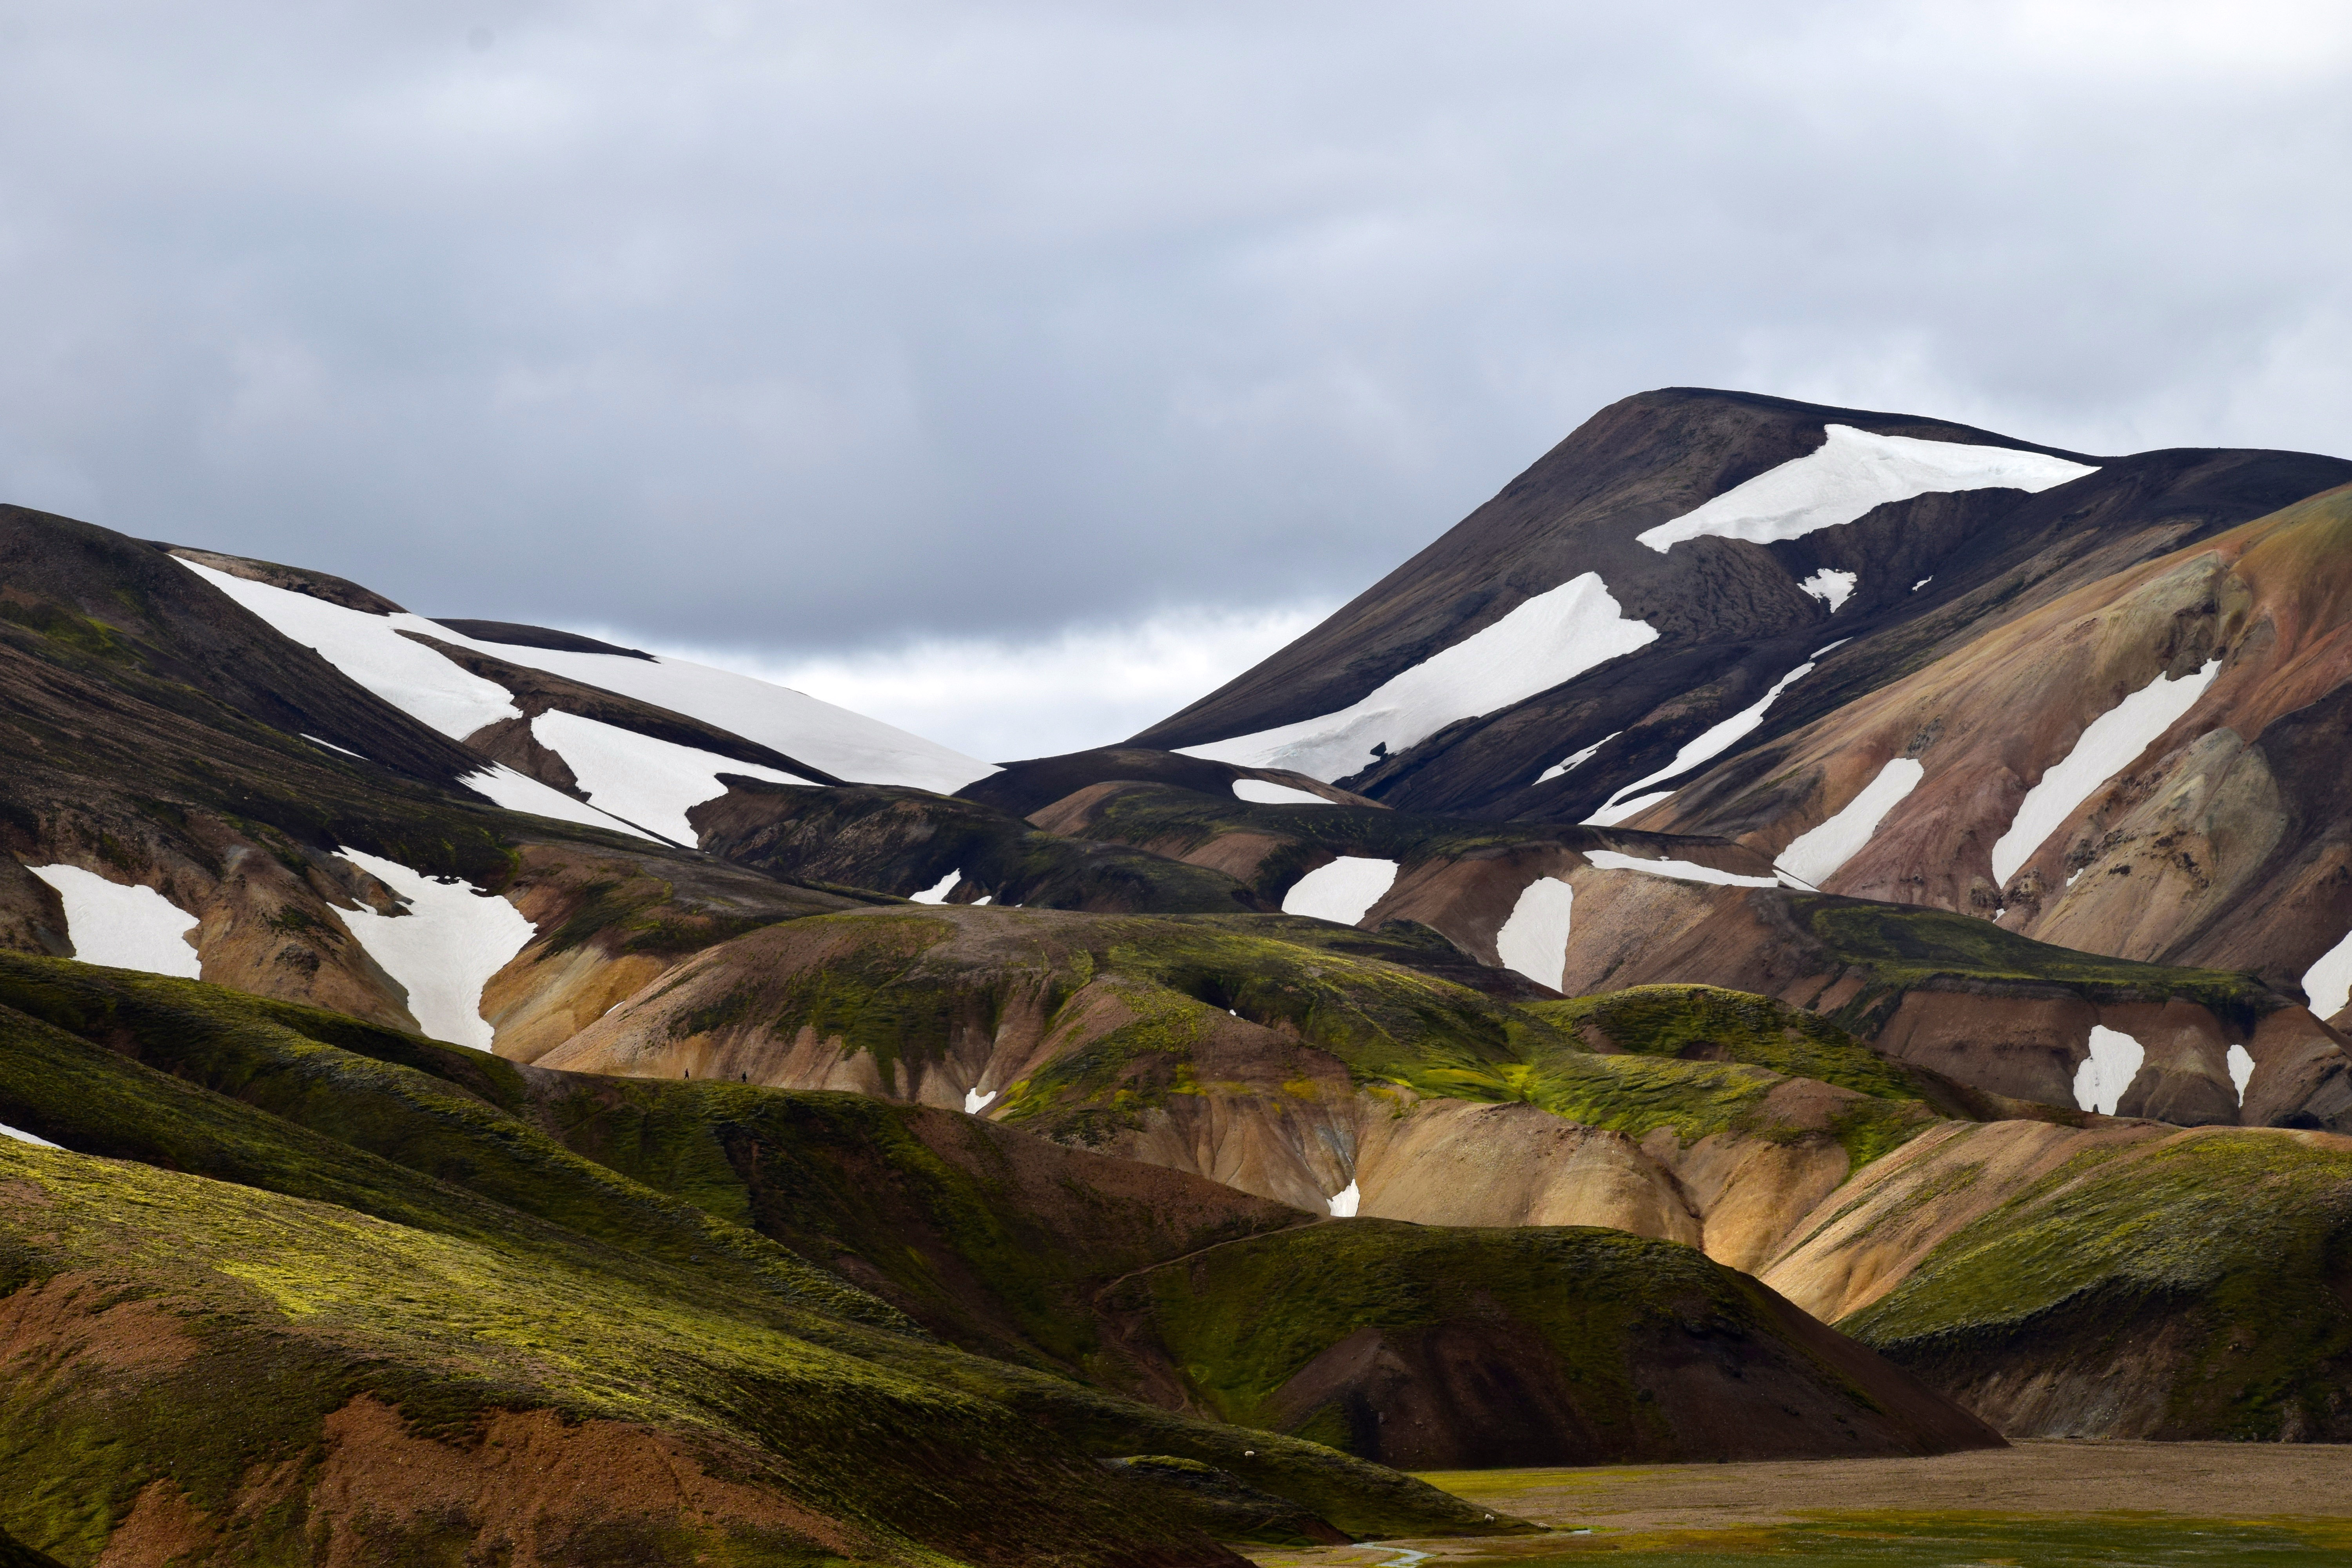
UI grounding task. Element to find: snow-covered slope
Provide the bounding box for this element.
[1635,424,2098,554]
[27,865,202,978]
[335,848,535,1050]
[177,557,995,797]
[1179,573,1657,781]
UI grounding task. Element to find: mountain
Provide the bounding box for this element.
[9,386,2352,1560]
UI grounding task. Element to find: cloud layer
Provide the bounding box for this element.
[0,2,2346,681]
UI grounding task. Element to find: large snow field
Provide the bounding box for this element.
[177,555,994,792]
[2303,926,2352,1021]
[28,865,202,978]
[1634,424,2098,554]
[1231,778,1335,806]
[181,559,522,739]
[1281,856,1399,924]
[1494,877,1575,992]
[1181,573,1659,781]
[458,762,660,841]
[1989,659,2221,885]
[1582,658,1818,826]
[1776,758,1926,887]
[334,848,535,1051]
[1583,850,1782,888]
[530,710,812,845]
[2073,1025,2145,1115]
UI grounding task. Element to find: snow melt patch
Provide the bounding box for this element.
[1327,1179,1361,1218]
[1989,659,2222,885]
[28,865,201,978]
[1180,573,1658,781]
[1798,569,1858,612]
[2227,1044,2256,1105]
[1583,659,1818,826]
[176,555,993,792]
[1775,759,1926,888]
[2073,1025,2145,1116]
[303,734,365,759]
[1232,779,1334,807]
[964,1087,997,1114]
[459,763,660,841]
[1584,850,1782,888]
[1536,731,1619,785]
[334,849,535,1051]
[1912,577,1934,592]
[178,559,522,740]
[1494,877,1575,992]
[2301,926,2352,1020]
[1635,425,2098,554]
[911,870,960,904]
[531,710,813,846]
[0,1123,58,1149]
[1282,857,1399,925]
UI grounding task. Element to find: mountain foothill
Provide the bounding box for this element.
[5,385,2352,1565]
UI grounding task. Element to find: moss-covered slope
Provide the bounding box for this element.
[1105,1220,2000,1467]
[0,956,1516,1562]
[1838,1127,2352,1440]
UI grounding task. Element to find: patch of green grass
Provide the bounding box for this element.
[1528,985,1920,1101]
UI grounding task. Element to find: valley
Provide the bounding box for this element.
[5,387,2352,1563]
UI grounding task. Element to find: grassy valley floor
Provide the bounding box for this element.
[1245,1443,2352,1566]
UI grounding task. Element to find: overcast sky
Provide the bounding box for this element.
[3,3,2348,757]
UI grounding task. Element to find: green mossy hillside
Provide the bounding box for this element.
[1841,1129,2352,1439]
[1103,1220,1997,1468]
[1798,898,2282,1032]
[0,956,1514,1559]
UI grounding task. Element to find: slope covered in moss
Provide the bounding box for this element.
[1838,1128,2352,1439]
[1105,1220,2000,1468]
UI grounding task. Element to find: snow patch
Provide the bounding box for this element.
[1799,569,1858,612]
[1281,857,1399,925]
[178,559,523,740]
[910,870,960,904]
[1583,850,1782,888]
[1327,1179,1361,1218]
[28,865,201,978]
[459,762,660,841]
[1990,659,2222,885]
[1180,573,1658,781]
[303,734,365,759]
[531,710,812,845]
[2073,1025,2145,1116]
[1812,639,1852,657]
[1635,425,2098,554]
[2227,1044,2256,1105]
[1232,779,1334,807]
[334,848,535,1051]
[1775,758,1926,887]
[1494,877,1575,992]
[0,1123,58,1149]
[1583,659,1818,825]
[964,1087,997,1114]
[1912,576,1934,592]
[176,555,993,792]
[1536,731,1619,785]
[2301,926,2352,1020]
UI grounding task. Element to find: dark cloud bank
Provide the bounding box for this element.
[0,1,2346,661]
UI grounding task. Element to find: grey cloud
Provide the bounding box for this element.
[0,1,2346,654]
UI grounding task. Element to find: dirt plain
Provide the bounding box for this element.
[1247,1441,2352,1566]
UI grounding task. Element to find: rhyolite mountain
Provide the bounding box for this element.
[9,386,2352,1564]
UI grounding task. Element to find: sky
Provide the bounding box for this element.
[2,2,2349,759]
